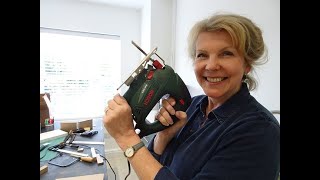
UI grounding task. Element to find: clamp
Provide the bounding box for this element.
[49,130,77,151]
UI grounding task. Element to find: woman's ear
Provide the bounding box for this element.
[245,66,251,74]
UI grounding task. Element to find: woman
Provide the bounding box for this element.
[104,13,280,180]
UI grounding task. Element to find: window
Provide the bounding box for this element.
[40,28,121,120]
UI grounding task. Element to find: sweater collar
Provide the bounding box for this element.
[195,83,250,122]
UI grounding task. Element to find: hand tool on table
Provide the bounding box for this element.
[79,130,98,137]
[117,41,191,138]
[48,130,78,151]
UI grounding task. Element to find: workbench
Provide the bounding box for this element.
[40,118,108,180]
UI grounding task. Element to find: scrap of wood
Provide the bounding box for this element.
[96,154,104,165]
[78,119,93,130]
[56,173,104,180]
[40,165,48,175]
[80,156,95,163]
[91,147,97,161]
[57,149,88,157]
[77,147,84,152]
[60,121,77,132]
[84,127,91,131]
[40,129,68,143]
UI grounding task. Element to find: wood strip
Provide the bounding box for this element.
[40,129,68,143]
[96,154,104,165]
[91,147,97,161]
[40,165,48,175]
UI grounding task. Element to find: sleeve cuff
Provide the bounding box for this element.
[155,166,178,180]
[147,135,161,161]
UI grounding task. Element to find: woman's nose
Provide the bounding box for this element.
[205,56,220,70]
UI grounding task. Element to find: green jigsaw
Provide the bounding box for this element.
[118,41,191,138]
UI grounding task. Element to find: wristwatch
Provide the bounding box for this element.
[124,141,144,158]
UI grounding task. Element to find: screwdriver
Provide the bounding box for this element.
[40,143,50,151]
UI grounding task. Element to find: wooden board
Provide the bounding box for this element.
[40,93,50,127]
[40,129,68,143]
[60,122,77,132]
[78,119,93,129]
[96,154,104,165]
[40,165,48,175]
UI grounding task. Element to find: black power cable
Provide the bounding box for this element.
[98,153,117,180]
[124,160,131,180]
[76,145,117,180]
[41,143,118,180]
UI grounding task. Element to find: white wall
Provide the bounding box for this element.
[40,0,280,113]
[174,0,280,111]
[150,0,174,66]
[140,0,151,56]
[140,0,174,66]
[40,0,142,94]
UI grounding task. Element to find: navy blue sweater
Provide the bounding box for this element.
[148,83,280,180]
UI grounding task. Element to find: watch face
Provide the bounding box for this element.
[125,147,134,157]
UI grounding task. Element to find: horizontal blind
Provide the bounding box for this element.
[40,28,121,120]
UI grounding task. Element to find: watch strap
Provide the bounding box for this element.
[132,141,144,152]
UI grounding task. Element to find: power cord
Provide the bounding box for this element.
[98,153,117,180]
[48,153,79,167]
[41,143,117,180]
[78,145,117,180]
[40,148,49,160]
[124,160,131,180]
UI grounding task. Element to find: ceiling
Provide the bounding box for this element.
[82,0,145,9]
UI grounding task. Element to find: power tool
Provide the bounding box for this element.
[118,41,191,138]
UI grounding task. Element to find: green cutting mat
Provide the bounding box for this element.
[40,137,65,161]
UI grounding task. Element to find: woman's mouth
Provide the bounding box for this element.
[206,77,227,83]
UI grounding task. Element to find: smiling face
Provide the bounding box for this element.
[194,30,250,105]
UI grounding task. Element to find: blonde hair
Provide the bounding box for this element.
[187,13,268,91]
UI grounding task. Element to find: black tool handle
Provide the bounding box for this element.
[135,68,191,138]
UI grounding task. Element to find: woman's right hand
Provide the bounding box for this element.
[153,97,188,155]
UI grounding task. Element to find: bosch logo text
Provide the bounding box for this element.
[143,89,154,106]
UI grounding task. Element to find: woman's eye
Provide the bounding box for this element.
[196,53,207,59]
[221,51,234,56]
